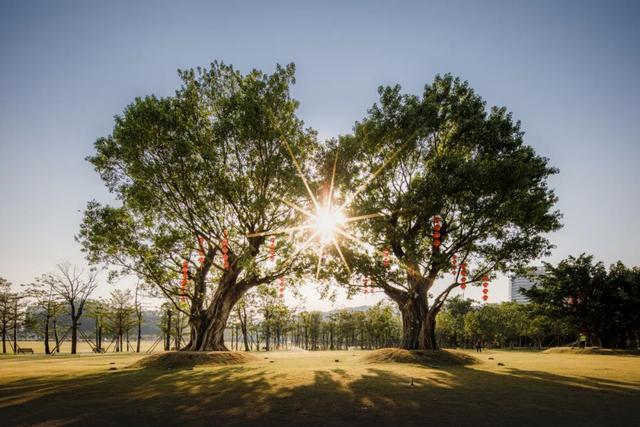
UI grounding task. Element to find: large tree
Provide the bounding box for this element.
[329,74,561,349]
[79,62,316,351]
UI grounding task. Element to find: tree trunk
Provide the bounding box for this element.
[71,317,78,354]
[184,280,245,351]
[53,317,60,352]
[165,310,172,351]
[44,313,51,355]
[13,299,18,354]
[238,306,250,351]
[136,315,142,353]
[399,296,436,350]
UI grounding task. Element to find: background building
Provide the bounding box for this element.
[509,266,546,303]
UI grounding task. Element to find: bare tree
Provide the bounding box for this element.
[41,264,99,354]
[0,277,17,354]
[104,289,136,352]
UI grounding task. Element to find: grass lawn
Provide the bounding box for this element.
[1,349,639,426]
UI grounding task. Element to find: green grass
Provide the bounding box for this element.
[1,349,639,426]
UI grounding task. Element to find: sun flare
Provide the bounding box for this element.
[315,207,346,244]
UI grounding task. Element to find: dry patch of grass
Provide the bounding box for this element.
[131,351,256,369]
[363,348,478,366]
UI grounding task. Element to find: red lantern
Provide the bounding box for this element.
[460,284,467,290]
[433,216,442,249]
[198,236,206,266]
[181,260,188,302]
[482,274,490,302]
[278,276,285,299]
[363,276,370,294]
[383,249,390,268]
[450,254,458,275]
[269,236,276,262]
[221,229,230,270]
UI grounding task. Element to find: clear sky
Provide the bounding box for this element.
[1,0,638,310]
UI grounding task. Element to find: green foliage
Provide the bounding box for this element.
[524,254,640,348]
[78,62,318,349]
[322,74,562,348]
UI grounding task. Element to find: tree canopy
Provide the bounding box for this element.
[327,74,562,348]
[79,62,318,350]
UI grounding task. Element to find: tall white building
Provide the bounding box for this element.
[509,266,545,303]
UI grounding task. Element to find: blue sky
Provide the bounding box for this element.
[1,0,638,308]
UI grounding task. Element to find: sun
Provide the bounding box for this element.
[247,140,406,279]
[315,206,346,244]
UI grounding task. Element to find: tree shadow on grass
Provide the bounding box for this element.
[1,362,639,426]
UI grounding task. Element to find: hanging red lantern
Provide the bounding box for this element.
[459,261,468,292]
[278,276,285,299]
[450,254,458,275]
[221,229,230,270]
[181,260,188,302]
[198,236,206,266]
[269,236,276,262]
[482,274,490,302]
[383,248,390,268]
[363,276,369,294]
[432,216,442,249]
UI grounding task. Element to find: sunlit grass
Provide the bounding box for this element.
[1,349,639,426]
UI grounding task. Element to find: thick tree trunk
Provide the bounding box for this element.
[184,281,245,351]
[397,275,438,350]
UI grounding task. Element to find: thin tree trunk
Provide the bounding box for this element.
[165,310,172,351]
[44,313,51,354]
[238,306,250,352]
[13,299,18,354]
[71,316,78,354]
[53,317,60,352]
[136,314,142,353]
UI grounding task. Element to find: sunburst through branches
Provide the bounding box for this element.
[247,141,404,281]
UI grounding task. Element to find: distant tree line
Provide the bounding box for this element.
[436,255,640,350]
[224,298,402,352]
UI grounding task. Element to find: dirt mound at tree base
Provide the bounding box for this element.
[131,351,257,369]
[363,348,478,366]
[542,347,640,356]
